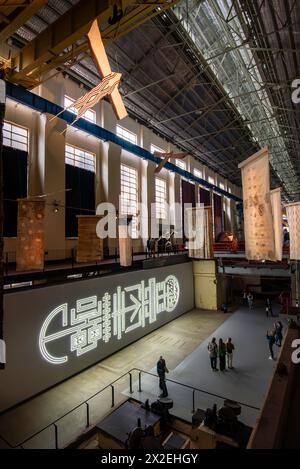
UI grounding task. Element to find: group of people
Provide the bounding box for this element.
[207,337,235,371]
[266,321,283,360]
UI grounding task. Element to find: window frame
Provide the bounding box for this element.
[3,121,29,152]
[116,125,137,145]
[65,143,96,173]
[155,177,167,220]
[120,163,139,238]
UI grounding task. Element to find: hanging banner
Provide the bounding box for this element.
[238,146,276,261]
[286,202,300,260]
[186,206,204,259]
[119,217,132,267]
[186,205,213,259]
[16,199,45,272]
[204,207,214,259]
[76,215,103,263]
[270,188,283,261]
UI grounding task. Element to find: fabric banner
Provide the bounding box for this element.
[213,193,223,241]
[286,202,300,260]
[16,199,45,272]
[270,188,283,261]
[119,219,132,267]
[186,205,213,259]
[76,215,103,263]
[238,146,276,261]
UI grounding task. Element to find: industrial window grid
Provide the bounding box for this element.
[155,177,167,220]
[65,144,95,173]
[151,143,165,154]
[64,95,96,123]
[3,121,29,152]
[194,168,203,179]
[176,159,187,171]
[120,164,138,238]
[116,125,137,145]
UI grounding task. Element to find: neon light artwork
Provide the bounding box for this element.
[39,275,180,365]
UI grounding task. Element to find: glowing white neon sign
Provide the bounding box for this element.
[39,275,180,365]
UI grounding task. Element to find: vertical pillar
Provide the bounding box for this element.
[35,114,67,260]
[0,79,5,369]
[99,141,121,255]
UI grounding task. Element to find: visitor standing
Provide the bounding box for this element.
[247,292,254,310]
[226,338,235,369]
[266,298,274,317]
[275,321,283,347]
[219,339,227,371]
[208,338,218,371]
[157,356,169,398]
[266,330,276,360]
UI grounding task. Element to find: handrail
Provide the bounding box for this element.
[0,367,260,449]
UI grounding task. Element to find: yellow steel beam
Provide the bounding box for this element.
[8,0,180,89]
[9,0,134,81]
[0,0,48,44]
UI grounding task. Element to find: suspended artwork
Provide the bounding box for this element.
[286,202,300,260]
[238,146,276,261]
[16,199,45,272]
[119,216,132,267]
[154,151,189,174]
[270,188,283,261]
[53,19,127,125]
[186,206,213,259]
[76,215,103,263]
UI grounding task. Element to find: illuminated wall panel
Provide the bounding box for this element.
[0,263,194,411]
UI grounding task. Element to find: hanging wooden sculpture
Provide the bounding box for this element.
[119,216,132,267]
[52,19,127,125]
[16,199,45,272]
[76,215,103,263]
[186,206,213,259]
[286,202,300,260]
[154,151,189,174]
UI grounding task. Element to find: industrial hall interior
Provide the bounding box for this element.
[0,0,300,452]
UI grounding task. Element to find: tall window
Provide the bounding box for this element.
[65,144,95,173]
[155,178,167,220]
[64,95,96,123]
[151,144,164,154]
[208,176,215,185]
[219,182,225,190]
[176,159,186,171]
[120,164,138,238]
[116,125,137,144]
[194,168,202,179]
[3,121,29,152]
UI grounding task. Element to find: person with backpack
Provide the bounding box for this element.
[275,321,283,347]
[208,338,218,371]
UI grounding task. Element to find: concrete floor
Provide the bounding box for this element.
[0,308,227,448]
[127,303,287,428]
[0,303,287,449]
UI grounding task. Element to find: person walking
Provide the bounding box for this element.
[243,289,248,306]
[266,330,276,360]
[266,298,274,317]
[226,338,235,369]
[275,321,283,347]
[207,338,218,371]
[157,356,169,397]
[219,338,227,371]
[247,292,253,310]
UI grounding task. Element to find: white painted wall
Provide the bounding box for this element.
[3,73,241,260]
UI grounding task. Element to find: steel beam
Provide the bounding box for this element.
[0,0,47,44]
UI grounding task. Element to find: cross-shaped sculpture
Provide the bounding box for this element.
[154,151,189,174]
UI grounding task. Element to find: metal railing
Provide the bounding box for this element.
[0,367,260,450]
